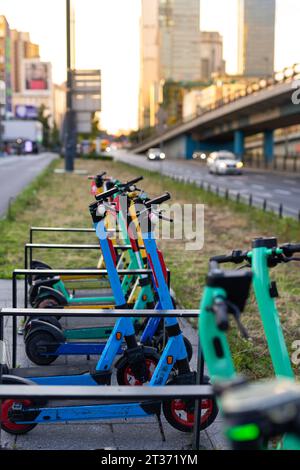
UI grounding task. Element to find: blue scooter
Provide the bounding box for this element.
[0,188,217,435]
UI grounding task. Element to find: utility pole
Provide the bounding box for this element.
[65,0,75,172]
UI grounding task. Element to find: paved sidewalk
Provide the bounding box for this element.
[0,280,228,450]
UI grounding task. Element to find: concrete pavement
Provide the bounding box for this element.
[0,153,58,218]
[114,151,300,219]
[0,279,228,450]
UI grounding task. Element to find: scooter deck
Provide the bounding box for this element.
[10,363,98,378]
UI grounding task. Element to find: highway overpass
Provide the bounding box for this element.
[133,66,300,162]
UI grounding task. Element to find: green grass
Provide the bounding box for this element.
[1,157,300,379]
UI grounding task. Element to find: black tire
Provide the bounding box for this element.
[163,376,218,433]
[29,261,53,285]
[34,298,62,320]
[1,377,39,435]
[116,351,160,386]
[154,334,193,363]
[25,330,59,366]
[24,315,62,341]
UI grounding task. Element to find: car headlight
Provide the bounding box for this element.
[149,154,155,160]
[237,162,244,169]
[219,163,227,169]
[160,153,166,159]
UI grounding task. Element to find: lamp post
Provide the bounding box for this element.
[65,0,75,172]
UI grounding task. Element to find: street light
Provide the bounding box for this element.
[64,0,76,172]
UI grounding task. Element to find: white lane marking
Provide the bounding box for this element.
[274,189,291,196]
[251,184,266,191]
[255,175,267,180]
[283,179,297,185]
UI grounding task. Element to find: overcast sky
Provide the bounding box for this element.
[1,0,299,132]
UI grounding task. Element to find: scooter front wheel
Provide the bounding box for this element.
[154,334,193,362]
[116,352,159,386]
[162,376,218,433]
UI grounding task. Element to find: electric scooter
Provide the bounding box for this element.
[0,189,217,435]
[200,238,300,449]
[24,183,192,368]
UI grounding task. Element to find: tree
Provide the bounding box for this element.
[38,104,51,149]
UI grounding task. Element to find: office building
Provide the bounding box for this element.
[10,29,40,93]
[158,0,202,82]
[238,0,276,77]
[139,1,226,128]
[199,32,225,81]
[0,16,12,114]
[139,0,160,128]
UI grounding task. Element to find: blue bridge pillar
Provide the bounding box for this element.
[234,130,245,159]
[263,130,274,163]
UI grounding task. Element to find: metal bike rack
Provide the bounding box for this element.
[0,306,207,450]
[12,268,161,365]
[23,243,142,309]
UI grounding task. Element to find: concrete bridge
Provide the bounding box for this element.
[133,65,300,162]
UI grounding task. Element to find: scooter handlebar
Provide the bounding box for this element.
[95,186,119,202]
[144,192,171,208]
[88,172,107,180]
[281,243,300,257]
[210,250,248,265]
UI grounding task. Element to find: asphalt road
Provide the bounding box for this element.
[0,153,57,218]
[114,151,300,219]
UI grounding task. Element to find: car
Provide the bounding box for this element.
[147,148,166,161]
[192,151,207,161]
[207,151,244,175]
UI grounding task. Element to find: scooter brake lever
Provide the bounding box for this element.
[226,301,250,340]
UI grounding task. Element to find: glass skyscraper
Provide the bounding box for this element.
[238,0,276,77]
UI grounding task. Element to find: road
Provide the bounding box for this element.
[114,151,300,219]
[0,153,57,218]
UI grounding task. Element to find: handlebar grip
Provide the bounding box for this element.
[144,192,171,208]
[214,300,229,332]
[95,186,119,202]
[281,243,300,256]
[123,176,144,188]
[88,172,107,180]
[210,255,234,264]
[210,251,247,265]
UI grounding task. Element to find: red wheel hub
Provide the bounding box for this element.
[1,400,33,432]
[123,359,157,386]
[171,398,214,428]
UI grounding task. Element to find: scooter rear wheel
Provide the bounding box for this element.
[0,377,40,435]
[163,376,218,433]
[1,400,37,435]
[25,330,59,366]
[35,298,62,320]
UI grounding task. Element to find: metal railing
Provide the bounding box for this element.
[0,307,208,450]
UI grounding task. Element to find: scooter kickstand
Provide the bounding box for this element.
[156,413,166,442]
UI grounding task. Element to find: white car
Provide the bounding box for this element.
[207,151,244,175]
[147,148,166,161]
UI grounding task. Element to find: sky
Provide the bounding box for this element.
[0,0,299,133]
